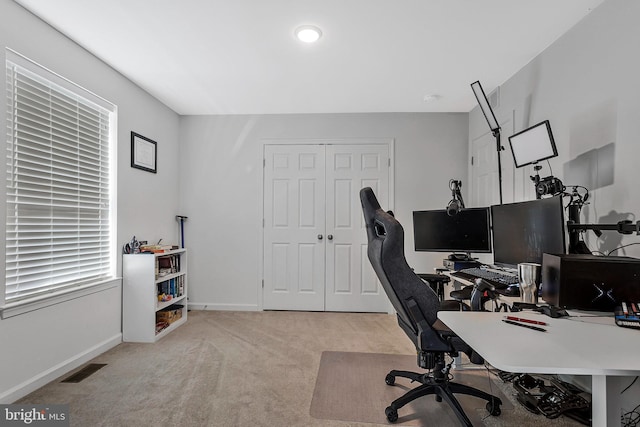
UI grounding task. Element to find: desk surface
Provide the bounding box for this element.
[437,310,640,377]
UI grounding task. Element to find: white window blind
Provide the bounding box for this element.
[5,53,116,306]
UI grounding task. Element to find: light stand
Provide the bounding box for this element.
[564,187,640,253]
[567,220,640,254]
[565,189,591,254]
[471,81,503,204]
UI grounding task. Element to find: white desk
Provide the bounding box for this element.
[438,310,640,427]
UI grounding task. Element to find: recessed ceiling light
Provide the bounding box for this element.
[295,25,322,43]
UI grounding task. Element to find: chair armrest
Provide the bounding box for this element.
[405,298,451,353]
[439,300,466,311]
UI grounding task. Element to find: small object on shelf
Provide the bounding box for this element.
[157,293,172,302]
[123,235,141,254]
[155,321,170,334]
[156,304,183,324]
[140,244,176,254]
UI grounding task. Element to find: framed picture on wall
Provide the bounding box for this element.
[131,132,157,173]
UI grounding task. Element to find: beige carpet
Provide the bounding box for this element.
[16,311,585,427]
[310,351,512,426]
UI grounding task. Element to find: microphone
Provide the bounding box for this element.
[446,179,465,216]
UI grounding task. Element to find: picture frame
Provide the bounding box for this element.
[131,132,157,173]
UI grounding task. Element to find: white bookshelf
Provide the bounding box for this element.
[123,249,187,342]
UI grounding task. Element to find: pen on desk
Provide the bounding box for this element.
[504,316,547,326]
[502,319,547,332]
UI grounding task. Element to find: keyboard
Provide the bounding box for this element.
[450,267,519,289]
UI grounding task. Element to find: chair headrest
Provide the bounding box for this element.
[360,187,381,226]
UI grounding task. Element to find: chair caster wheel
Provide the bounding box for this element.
[385,406,398,423]
[385,374,395,386]
[486,399,502,416]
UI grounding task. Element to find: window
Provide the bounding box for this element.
[2,50,117,316]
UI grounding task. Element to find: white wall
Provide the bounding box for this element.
[0,1,180,402]
[470,0,640,259]
[179,113,469,310]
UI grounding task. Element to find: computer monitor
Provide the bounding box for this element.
[508,120,558,168]
[413,208,492,254]
[490,196,566,269]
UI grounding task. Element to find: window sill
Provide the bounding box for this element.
[0,278,121,319]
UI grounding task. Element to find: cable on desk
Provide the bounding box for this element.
[564,313,616,323]
[568,313,616,317]
[608,242,640,256]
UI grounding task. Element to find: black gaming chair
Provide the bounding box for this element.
[359,187,502,426]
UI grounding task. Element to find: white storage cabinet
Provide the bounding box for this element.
[123,249,187,342]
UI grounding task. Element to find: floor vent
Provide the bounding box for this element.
[61,364,107,383]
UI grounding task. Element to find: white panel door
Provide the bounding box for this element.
[263,145,326,311]
[471,132,501,207]
[325,144,391,312]
[263,143,391,312]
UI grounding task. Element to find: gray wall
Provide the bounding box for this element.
[470,0,640,259]
[179,113,469,309]
[468,0,640,403]
[0,1,181,402]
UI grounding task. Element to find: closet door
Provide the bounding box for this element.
[263,145,326,311]
[263,143,392,312]
[470,131,501,207]
[325,144,391,312]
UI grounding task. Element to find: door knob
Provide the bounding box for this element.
[327,234,333,240]
[317,234,323,240]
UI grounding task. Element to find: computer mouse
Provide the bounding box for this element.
[537,305,569,318]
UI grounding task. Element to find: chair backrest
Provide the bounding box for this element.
[359,187,441,330]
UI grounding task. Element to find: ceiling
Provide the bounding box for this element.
[14,0,606,116]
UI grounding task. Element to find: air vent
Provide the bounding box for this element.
[61,364,107,383]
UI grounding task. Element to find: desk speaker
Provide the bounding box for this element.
[542,254,640,311]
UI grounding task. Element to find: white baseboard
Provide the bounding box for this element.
[188,302,259,311]
[0,334,122,403]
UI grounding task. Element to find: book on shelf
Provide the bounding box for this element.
[140,244,178,253]
[157,276,185,299]
[155,253,182,279]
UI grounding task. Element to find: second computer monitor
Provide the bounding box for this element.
[413,208,492,254]
[490,196,566,268]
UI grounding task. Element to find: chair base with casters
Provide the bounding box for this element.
[383,352,502,424]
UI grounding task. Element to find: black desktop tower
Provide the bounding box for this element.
[542,254,640,311]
